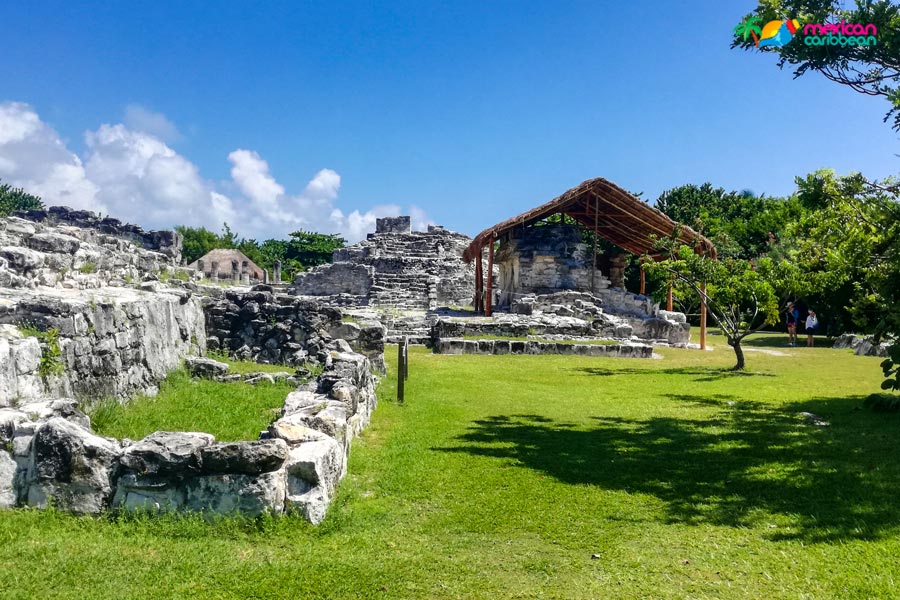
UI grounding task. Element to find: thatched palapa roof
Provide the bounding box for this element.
[462,177,715,261]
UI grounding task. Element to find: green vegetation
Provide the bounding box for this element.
[77,262,97,274]
[0,178,43,217]
[205,351,301,375]
[1,343,896,598]
[176,223,345,277]
[88,369,292,442]
[17,324,64,377]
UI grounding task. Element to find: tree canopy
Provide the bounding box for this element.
[0,179,44,217]
[732,0,900,129]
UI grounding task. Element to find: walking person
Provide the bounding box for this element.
[806,308,819,347]
[785,302,799,346]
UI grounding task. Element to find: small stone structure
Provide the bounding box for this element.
[189,249,265,283]
[494,223,608,307]
[434,338,652,358]
[293,217,475,309]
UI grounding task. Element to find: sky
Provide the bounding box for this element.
[1,1,897,242]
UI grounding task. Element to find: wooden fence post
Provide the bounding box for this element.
[397,338,408,404]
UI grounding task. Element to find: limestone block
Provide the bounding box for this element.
[184,356,229,379]
[199,439,288,475]
[284,437,343,524]
[23,417,120,514]
[184,469,286,516]
[0,451,16,508]
[120,431,215,477]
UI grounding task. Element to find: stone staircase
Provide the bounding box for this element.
[369,271,436,310]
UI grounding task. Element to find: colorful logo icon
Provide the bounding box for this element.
[759,19,800,47]
[734,16,799,48]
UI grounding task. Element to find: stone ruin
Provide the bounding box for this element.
[292,217,691,350]
[0,207,386,523]
[293,216,475,309]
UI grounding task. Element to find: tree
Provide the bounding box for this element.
[175,224,236,265]
[788,169,900,391]
[285,231,345,270]
[643,241,782,370]
[734,15,762,47]
[732,0,900,129]
[0,179,44,216]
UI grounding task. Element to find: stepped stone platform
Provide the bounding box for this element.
[434,338,653,358]
[293,216,476,311]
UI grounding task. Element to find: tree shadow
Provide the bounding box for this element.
[572,366,775,382]
[743,332,831,348]
[436,395,900,542]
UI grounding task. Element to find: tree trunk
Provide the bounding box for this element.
[731,339,746,371]
[751,31,759,47]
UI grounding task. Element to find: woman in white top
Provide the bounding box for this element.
[805,309,819,347]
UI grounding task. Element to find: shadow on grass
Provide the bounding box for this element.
[743,332,832,348]
[438,395,900,542]
[572,366,775,382]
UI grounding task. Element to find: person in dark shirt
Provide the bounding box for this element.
[785,302,799,347]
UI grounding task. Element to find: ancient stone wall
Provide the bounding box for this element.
[12,206,182,263]
[0,348,377,523]
[293,220,474,310]
[203,286,386,372]
[0,288,205,405]
[494,224,608,307]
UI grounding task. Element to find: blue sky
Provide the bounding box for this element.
[1,1,897,240]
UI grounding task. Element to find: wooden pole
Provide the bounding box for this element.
[640,265,646,295]
[403,336,409,381]
[591,199,598,294]
[485,238,495,317]
[397,342,405,404]
[474,251,483,313]
[666,278,673,312]
[700,282,707,350]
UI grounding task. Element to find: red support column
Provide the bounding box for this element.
[666,279,673,312]
[485,240,495,317]
[474,251,484,313]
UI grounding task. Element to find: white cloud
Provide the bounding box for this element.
[123,104,182,143]
[0,101,432,243]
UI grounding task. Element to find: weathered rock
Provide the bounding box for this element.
[184,469,286,516]
[120,431,215,477]
[283,437,343,524]
[0,451,16,508]
[184,356,229,378]
[199,439,288,475]
[23,417,120,514]
[17,398,91,429]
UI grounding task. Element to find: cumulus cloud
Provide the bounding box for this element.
[123,104,182,143]
[0,101,431,242]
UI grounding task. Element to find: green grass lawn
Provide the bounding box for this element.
[89,369,293,442]
[1,338,898,599]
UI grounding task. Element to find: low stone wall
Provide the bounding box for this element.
[434,338,653,358]
[0,287,205,406]
[0,348,378,523]
[293,263,374,297]
[833,333,892,357]
[203,286,386,372]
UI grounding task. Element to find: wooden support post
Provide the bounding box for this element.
[640,265,646,296]
[403,336,409,381]
[666,278,673,312]
[700,282,707,350]
[397,341,406,404]
[591,199,598,293]
[485,239,494,317]
[474,251,484,313]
